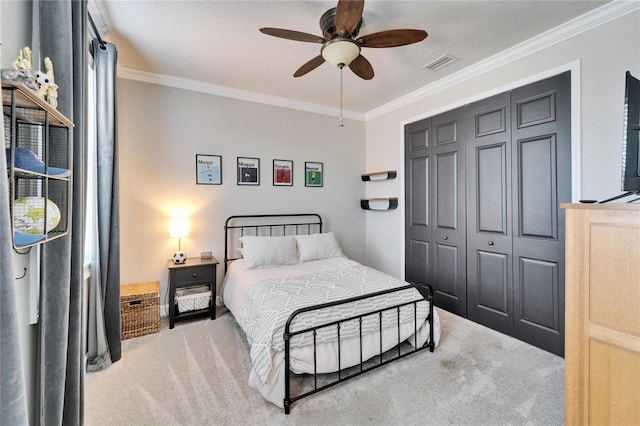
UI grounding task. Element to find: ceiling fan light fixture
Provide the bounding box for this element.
[321,39,360,67]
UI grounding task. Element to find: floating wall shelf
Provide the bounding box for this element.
[361,197,398,211]
[361,170,398,210]
[361,170,397,181]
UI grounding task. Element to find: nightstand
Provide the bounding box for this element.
[167,257,218,329]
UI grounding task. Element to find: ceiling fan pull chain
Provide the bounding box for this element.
[339,65,344,127]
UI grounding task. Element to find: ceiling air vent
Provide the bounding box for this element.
[423,54,458,71]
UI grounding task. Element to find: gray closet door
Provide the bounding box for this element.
[404,72,570,356]
[405,108,466,315]
[511,72,570,356]
[465,91,514,335]
[405,118,432,289]
[431,108,467,315]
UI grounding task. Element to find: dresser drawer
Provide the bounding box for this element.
[174,265,213,285]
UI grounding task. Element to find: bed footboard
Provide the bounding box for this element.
[283,282,435,414]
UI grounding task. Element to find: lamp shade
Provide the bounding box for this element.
[169,218,190,238]
[321,39,360,67]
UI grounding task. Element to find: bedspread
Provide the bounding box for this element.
[238,263,431,386]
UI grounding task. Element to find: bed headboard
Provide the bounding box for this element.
[224,213,323,273]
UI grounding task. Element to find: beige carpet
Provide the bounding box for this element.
[85,308,564,425]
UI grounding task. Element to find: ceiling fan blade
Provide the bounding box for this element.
[259,28,325,44]
[293,55,326,77]
[358,29,428,48]
[335,0,364,36]
[349,54,374,80]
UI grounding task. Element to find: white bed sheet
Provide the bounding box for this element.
[221,257,441,408]
[222,257,359,319]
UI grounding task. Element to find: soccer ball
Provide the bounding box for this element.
[172,251,187,264]
[13,197,61,234]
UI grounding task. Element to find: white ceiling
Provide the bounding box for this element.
[96,0,610,114]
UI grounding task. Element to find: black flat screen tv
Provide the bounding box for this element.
[621,71,640,193]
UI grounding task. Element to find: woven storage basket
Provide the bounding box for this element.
[176,285,211,313]
[121,281,160,340]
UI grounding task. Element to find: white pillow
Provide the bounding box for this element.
[295,232,344,262]
[239,235,298,269]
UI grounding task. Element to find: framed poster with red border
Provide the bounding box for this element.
[273,159,293,186]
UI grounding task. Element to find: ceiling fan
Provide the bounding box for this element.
[259,0,428,80]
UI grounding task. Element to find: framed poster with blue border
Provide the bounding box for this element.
[196,154,222,185]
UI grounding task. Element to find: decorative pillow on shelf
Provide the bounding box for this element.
[295,232,344,262]
[239,235,298,269]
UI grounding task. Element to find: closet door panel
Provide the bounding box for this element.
[436,152,457,229]
[432,108,466,316]
[410,156,429,232]
[518,135,558,239]
[433,151,461,303]
[466,91,514,335]
[512,71,571,356]
[408,240,430,285]
[434,243,459,300]
[518,257,559,331]
[477,143,508,233]
[405,119,432,285]
[476,250,509,315]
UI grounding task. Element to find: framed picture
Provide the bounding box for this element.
[305,161,323,187]
[273,159,293,186]
[195,154,222,185]
[237,157,260,185]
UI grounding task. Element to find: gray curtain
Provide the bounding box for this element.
[0,98,29,426]
[37,1,86,424]
[86,39,121,370]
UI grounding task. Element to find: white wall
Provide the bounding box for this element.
[364,10,640,278]
[1,1,37,425]
[117,79,366,307]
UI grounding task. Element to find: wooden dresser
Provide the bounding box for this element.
[562,203,640,425]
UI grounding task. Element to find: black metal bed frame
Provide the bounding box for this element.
[224,214,436,414]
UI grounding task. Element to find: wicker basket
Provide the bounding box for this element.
[176,285,211,313]
[121,281,160,340]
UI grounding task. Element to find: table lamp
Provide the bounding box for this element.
[170,217,190,264]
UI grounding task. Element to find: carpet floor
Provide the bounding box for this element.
[85,307,564,425]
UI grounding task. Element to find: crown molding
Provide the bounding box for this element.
[116,1,637,123]
[365,0,640,120]
[116,67,365,121]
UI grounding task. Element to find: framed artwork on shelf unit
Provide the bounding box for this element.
[195,154,222,185]
[305,161,323,187]
[237,157,260,185]
[273,159,293,186]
